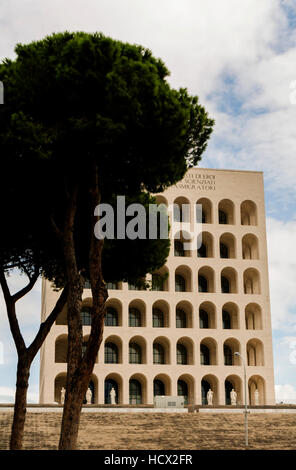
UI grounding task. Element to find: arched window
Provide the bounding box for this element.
[225,380,233,405]
[174,204,185,222]
[175,274,186,292]
[129,379,142,404]
[221,276,230,293]
[154,379,165,396]
[201,380,211,405]
[198,275,208,292]
[153,308,164,328]
[105,379,118,404]
[105,307,118,326]
[202,211,206,223]
[153,343,165,364]
[105,343,119,364]
[224,345,233,365]
[174,240,185,257]
[197,243,207,258]
[177,344,188,364]
[219,210,228,224]
[200,344,210,365]
[199,310,209,328]
[80,307,92,326]
[129,343,142,364]
[178,380,188,405]
[129,308,141,327]
[222,310,231,329]
[220,243,229,258]
[176,309,187,328]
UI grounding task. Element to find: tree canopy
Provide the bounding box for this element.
[0,31,214,285]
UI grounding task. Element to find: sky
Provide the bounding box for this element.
[0,0,296,403]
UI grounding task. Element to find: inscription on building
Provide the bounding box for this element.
[175,173,216,191]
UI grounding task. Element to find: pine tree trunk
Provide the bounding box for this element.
[10,359,30,450]
[57,381,84,449]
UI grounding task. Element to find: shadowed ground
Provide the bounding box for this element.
[0,412,296,450]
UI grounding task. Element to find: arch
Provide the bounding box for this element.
[55,335,68,363]
[153,374,172,396]
[248,375,265,405]
[201,374,219,405]
[198,266,215,293]
[54,373,67,403]
[176,301,193,328]
[153,336,170,364]
[104,373,123,404]
[200,337,217,365]
[129,336,147,364]
[153,378,165,396]
[151,265,169,291]
[221,267,237,294]
[197,231,214,258]
[152,300,170,328]
[174,231,192,257]
[242,234,259,260]
[196,197,212,224]
[177,337,194,365]
[176,308,187,328]
[104,335,123,364]
[105,299,123,326]
[245,303,262,330]
[220,233,236,259]
[155,195,168,207]
[199,301,216,329]
[225,375,242,405]
[247,338,264,366]
[244,268,261,294]
[128,299,146,327]
[129,373,147,404]
[218,199,235,224]
[83,375,98,404]
[222,302,240,329]
[178,374,195,405]
[80,305,92,326]
[223,338,241,365]
[241,200,257,226]
[173,197,190,222]
[175,265,192,292]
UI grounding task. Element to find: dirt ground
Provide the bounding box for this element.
[0,412,296,450]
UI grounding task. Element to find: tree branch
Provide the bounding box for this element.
[0,268,26,354]
[12,267,40,303]
[50,214,63,240]
[28,284,68,361]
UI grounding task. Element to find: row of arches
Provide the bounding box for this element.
[156,197,257,226]
[174,232,259,260]
[54,372,266,405]
[55,335,265,366]
[149,266,261,295]
[57,300,263,330]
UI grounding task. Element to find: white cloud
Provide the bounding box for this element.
[0,386,39,404]
[266,218,296,331]
[275,384,296,402]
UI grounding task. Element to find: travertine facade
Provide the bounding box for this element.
[39,168,275,406]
